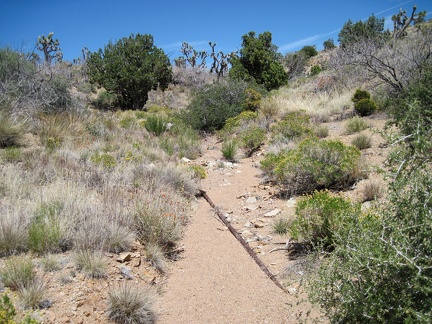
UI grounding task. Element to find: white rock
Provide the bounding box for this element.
[264,208,281,217]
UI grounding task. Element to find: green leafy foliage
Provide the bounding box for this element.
[351,88,371,103]
[0,293,40,323]
[144,115,167,136]
[338,14,390,48]
[240,126,265,156]
[87,33,172,110]
[261,138,362,196]
[182,79,254,131]
[310,65,322,76]
[355,98,377,116]
[299,45,318,59]
[323,38,335,51]
[291,191,359,248]
[229,31,287,90]
[309,63,432,323]
[270,112,313,142]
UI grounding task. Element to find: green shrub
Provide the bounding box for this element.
[0,293,40,323]
[221,111,259,135]
[345,116,368,134]
[355,98,377,116]
[351,133,372,150]
[183,79,254,131]
[240,126,265,156]
[351,88,371,104]
[27,201,65,254]
[243,88,262,111]
[291,191,359,248]
[188,165,207,179]
[108,282,155,324]
[0,256,35,291]
[271,112,313,142]
[221,140,238,162]
[261,138,362,195]
[144,115,167,136]
[91,152,116,168]
[310,65,322,76]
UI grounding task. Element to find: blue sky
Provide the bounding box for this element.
[1,0,431,63]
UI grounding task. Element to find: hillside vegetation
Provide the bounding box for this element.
[0,7,431,323]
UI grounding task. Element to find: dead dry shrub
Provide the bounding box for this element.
[108,282,156,324]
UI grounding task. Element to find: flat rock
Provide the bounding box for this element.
[245,196,257,204]
[263,208,281,217]
[116,252,132,263]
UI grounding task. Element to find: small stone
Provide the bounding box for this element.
[116,252,132,263]
[286,198,296,208]
[253,220,265,228]
[288,287,297,294]
[245,196,257,204]
[264,208,281,217]
[242,205,259,211]
[181,157,191,163]
[243,221,253,228]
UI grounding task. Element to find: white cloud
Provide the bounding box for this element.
[279,35,322,53]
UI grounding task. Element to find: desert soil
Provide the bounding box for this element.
[4,114,388,324]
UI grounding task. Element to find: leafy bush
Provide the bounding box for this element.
[188,165,207,180]
[221,139,238,162]
[87,33,172,110]
[355,98,377,116]
[243,88,262,111]
[0,293,40,323]
[229,31,287,90]
[91,152,116,168]
[108,282,155,324]
[310,65,322,76]
[300,45,318,58]
[221,111,259,135]
[261,138,362,195]
[183,79,254,131]
[351,88,371,104]
[345,116,368,134]
[271,112,313,142]
[291,191,359,248]
[240,126,265,156]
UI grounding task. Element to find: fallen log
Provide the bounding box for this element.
[197,189,288,294]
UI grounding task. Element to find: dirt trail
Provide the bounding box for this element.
[156,138,299,323]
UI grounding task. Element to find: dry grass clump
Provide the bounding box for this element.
[73,250,107,279]
[134,189,188,251]
[17,279,49,309]
[145,243,167,274]
[363,179,384,202]
[0,256,35,291]
[271,86,353,121]
[345,116,368,134]
[108,282,156,324]
[351,133,372,150]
